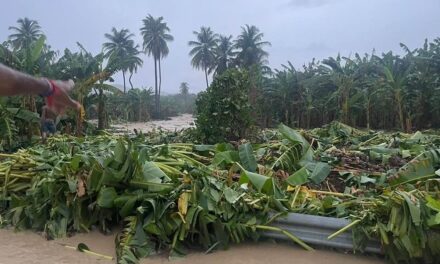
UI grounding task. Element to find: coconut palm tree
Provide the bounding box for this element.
[234,25,271,68]
[188,27,218,88]
[213,35,234,76]
[179,82,189,96]
[140,14,173,117]
[179,82,190,112]
[103,27,135,93]
[8,18,43,50]
[125,45,143,89]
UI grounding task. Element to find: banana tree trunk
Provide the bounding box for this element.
[98,88,105,130]
[306,108,311,129]
[366,99,371,130]
[395,90,405,131]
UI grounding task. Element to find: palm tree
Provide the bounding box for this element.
[179,82,189,96]
[234,25,271,68]
[188,27,218,88]
[103,27,135,93]
[140,14,173,117]
[125,45,143,89]
[213,35,234,76]
[8,18,43,50]
[179,82,190,112]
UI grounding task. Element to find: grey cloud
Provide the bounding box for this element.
[1,0,439,93]
[287,0,332,8]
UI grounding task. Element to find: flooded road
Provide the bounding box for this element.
[111,114,195,134]
[0,228,384,264]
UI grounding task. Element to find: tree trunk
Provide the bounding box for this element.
[306,108,311,129]
[366,99,371,130]
[154,57,159,118]
[158,59,162,115]
[204,68,209,89]
[122,71,126,93]
[98,88,105,130]
[129,72,134,89]
[395,90,405,131]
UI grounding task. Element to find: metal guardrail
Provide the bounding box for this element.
[263,213,382,254]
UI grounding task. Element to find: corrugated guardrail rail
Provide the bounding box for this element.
[264,213,382,254]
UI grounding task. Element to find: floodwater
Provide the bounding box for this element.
[0,228,385,264]
[111,114,195,134]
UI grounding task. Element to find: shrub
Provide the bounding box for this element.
[195,69,253,143]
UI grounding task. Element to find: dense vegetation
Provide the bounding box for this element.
[2,17,440,147]
[1,14,440,264]
[191,30,440,133]
[1,124,440,263]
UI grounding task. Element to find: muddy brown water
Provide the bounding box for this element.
[0,228,385,264]
[110,114,195,134]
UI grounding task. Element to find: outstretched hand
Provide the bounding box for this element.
[46,80,81,114]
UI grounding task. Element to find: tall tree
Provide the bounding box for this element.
[179,82,190,110]
[103,27,135,93]
[8,18,42,50]
[213,35,234,76]
[140,14,173,117]
[188,27,218,88]
[234,25,271,68]
[234,25,271,112]
[125,45,143,89]
[379,52,411,131]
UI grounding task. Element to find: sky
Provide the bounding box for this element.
[1,0,439,93]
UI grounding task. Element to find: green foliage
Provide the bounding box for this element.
[1,124,440,263]
[261,38,440,130]
[0,98,40,151]
[195,69,253,143]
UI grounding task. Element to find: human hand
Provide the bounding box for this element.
[45,79,81,114]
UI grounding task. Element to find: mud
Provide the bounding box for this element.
[0,228,385,264]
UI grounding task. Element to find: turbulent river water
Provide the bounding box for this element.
[110,114,195,134]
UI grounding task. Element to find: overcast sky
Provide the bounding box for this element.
[1,0,439,93]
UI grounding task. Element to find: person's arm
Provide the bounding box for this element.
[0,63,80,113]
[0,64,51,96]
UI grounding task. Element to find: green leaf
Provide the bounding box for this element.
[360,175,376,184]
[402,193,421,226]
[193,145,215,152]
[278,124,308,146]
[141,161,171,183]
[238,143,257,172]
[30,36,45,64]
[212,151,239,167]
[309,162,331,184]
[224,187,240,204]
[426,195,440,212]
[119,197,137,217]
[239,169,273,194]
[97,187,117,208]
[286,167,309,186]
[391,149,440,186]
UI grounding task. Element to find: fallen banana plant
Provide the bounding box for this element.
[1,124,440,264]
